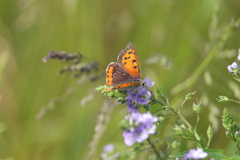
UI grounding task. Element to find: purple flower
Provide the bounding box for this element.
[144,77,154,89]
[183,148,208,160]
[227,62,239,75]
[103,144,114,153]
[123,112,158,146]
[101,144,120,160]
[125,77,154,112]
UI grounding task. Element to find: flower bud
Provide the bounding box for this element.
[226,131,232,139]
[234,131,240,139]
[185,91,196,100]
[172,124,183,136]
[217,96,229,103]
[171,140,180,150]
[162,106,169,111]
[207,124,214,139]
[156,86,163,95]
[192,102,203,114]
[117,97,125,104]
[158,116,165,122]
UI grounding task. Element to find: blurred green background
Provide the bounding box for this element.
[0,0,240,159]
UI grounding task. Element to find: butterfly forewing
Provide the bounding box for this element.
[106,62,134,86]
[117,42,142,78]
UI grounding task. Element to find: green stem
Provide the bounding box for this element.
[180,99,187,108]
[206,135,212,149]
[235,74,240,80]
[147,138,162,160]
[229,99,240,104]
[152,98,166,106]
[169,107,201,142]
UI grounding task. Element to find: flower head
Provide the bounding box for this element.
[123,112,158,146]
[125,77,154,112]
[183,148,208,160]
[227,62,240,75]
[101,144,120,160]
[144,77,155,89]
[103,144,114,153]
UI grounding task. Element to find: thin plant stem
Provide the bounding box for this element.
[168,107,201,142]
[147,138,162,160]
[235,74,240,80]
[229,99,240,104]
[152,98,166,106]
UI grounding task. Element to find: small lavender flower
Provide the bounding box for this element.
[125,77,154,112]
[183,148,208,160]
[103,144,114,153]
[123,112,158,146]
[101,144,120,160]
[227,62,239,75]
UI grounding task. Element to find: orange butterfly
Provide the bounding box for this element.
[105,42,145,92]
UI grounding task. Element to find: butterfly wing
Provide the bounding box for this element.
[117,42,142,78]
[106,62,134,86]
[105,62,142,91]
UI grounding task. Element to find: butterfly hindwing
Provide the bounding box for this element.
[117,42,142,78]
[112,81,142,90]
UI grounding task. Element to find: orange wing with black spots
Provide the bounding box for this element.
[105,62,142,91]
[106,62,134,86]
[117,42,142,78]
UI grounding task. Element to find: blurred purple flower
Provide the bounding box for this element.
[125,77,154,112]
[103,144,114,153]
[123,112,158,146]
[183,148,208,160]
[101,144,120,160]
[227,62,239,75]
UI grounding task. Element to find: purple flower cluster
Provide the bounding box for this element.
[125,77,154,112]
[227,51,240,75]
[123,112,158,146]
[183,148,208,160]
[101,144,120,160]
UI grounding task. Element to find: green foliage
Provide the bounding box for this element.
[0,0,240,160]
[222,108,239,132]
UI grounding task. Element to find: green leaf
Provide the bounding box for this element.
[230,153,240,160]
[184,128,195,139]
[204,149,229,160]
[199,136,206,148]
[169,151,188,158]
[182,135,196,141]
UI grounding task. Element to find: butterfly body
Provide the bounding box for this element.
[105,43,144,92]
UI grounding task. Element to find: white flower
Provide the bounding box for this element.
[183,148,208,160]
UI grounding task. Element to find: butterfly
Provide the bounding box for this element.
[105,42,145,92]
